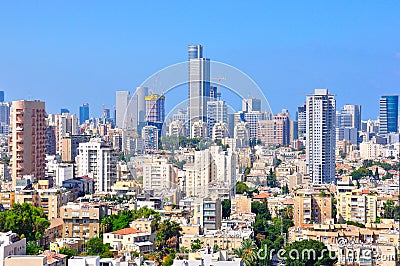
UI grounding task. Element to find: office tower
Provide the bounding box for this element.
[379,95,399,134]
[9,100,46,189]
[142,125,159,150]
[79,103,89,124]
[0,102,10,135]
[188,45,210,138]
[236,111,266,139]
[145,94,165,132]
[341,104,361,131]
[60,108,70,114]
[115,87,149,130]
[297,103,307,141]
[290,120,298,142]
[207,100,228,137]
[210,85,219,100]
[306,89,336,184]
[242,98,261,113]
[136,86,149,128]
[55,113,79,154]
[116,91,132,128]
[257,110,290,146]
[0,91,4,102]
[76,138,117,192]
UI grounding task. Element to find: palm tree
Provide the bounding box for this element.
[233,238,258,266]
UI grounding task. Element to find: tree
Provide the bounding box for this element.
[0,203,50,241]
[236,182,249,194]
[233,238,258,266]
[59,247,77,258]
[155,219,182,251]
[222,199,231,218]
[190,239,203,251]
[26,240,44,255]
[282,183,289,194]
[383,200,395,219]
[284,239,337,266]
[267,168,277,187]
[86,237,113,258]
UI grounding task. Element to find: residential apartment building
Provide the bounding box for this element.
[293,188,333,227]
[0,232,26,266]
[76,139,117,192]
[192,197,222,230]
[60,202,108,240]
[9,100,46,189]
[337,190,377,224]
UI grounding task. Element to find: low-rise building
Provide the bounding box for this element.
[0,232,26,266]
[103,228,155,253]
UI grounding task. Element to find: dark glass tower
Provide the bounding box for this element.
[79,103,89,124]
[379,95,398,134]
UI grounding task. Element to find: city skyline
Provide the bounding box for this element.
[0,2,399,119]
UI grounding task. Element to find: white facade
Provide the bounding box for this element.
[76,139,116,192]
[0,232,26,266]
[184,150,211,198]
[142,158,179,204]
[306,89,336,184]
[207,100,228,137]
[141,126,159,150]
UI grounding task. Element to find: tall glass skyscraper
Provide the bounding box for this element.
[188,45,210,138]
[379,95,398,134]
[79,103,89,124]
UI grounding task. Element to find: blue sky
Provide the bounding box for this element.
[0,1,399,119]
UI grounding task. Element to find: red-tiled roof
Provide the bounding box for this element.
[252,192,269,199]
[112,228,142,235]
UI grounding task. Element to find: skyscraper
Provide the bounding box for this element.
[115,87,149,130]
[188,45,210,138]
[379,95,398,134]
[145,94,165,123]
[79,103,89,124]
[341,104,361,131]
[9,100,46,189]
[207,100,227,137]
[145,94,165,133]
[0,91,4,102]
[297,103,307,142]
[306,89,336,184]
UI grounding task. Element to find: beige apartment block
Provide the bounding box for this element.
[9,100,46,189]
[60,202,108,240]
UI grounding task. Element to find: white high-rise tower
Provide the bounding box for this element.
[306,89,336,184]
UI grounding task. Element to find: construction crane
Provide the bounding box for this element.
[211,77,226,100]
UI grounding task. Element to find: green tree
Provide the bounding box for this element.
[282,183,289,194]
[155,219,182,251]
[383,200,395,219]
[190,239,203,251]
[222,199,231,218]
[0,203,50,241]
[267,168,277,187]
[59,247,77,258]
[233,238,258,266]
[236,182,249,194]
[86,237,113,258]
[284,239,337,266]
[26,241,44,255]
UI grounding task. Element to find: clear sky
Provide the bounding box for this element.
[0,1,399,119]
